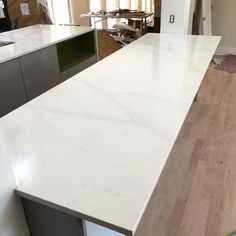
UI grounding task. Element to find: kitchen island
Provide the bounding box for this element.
[0,33,220,236]
[0,25,97,117]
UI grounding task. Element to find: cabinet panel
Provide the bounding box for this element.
[20,45,61,101]
[22,198,84,236]
[0,59,27,117]
[61,55,97,81]
[57,31,96,73]
[57,31,98,81]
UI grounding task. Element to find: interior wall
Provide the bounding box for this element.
[7,0,51,29]
[187,0,196,34]
[161,0,186,34]
[0,151,30,236]
[161,0,195,34]
[69,0,89,26]
[212,0,236,49]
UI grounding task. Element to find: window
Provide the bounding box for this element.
[142,0,154,12]
[89,0,102,28]
[131,0,139,10]
[89,0,154,29]
[106,0,117,29]
[48,0,71,24]
[120,0,129,9]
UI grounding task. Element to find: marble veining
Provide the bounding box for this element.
[0,24,94,64]
[0,33,220,235]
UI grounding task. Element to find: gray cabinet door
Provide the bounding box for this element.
[20,45,61,100]
[22,198,85,236]
[0,59,27,117]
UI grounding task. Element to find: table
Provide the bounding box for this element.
[81,12,153,34]
[0,33,220,236]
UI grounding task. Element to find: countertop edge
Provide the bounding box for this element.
[0,25,95,64]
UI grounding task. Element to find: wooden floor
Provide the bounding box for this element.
[135,64,236,236]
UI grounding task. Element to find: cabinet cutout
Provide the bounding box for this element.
[57,31,96,73]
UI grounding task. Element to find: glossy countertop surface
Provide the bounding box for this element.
[0,24,94,64]
[0,33,220,235]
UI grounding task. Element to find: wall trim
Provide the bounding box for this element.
[215,46,236,55]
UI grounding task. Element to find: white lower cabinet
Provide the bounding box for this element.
[84,221,125,236]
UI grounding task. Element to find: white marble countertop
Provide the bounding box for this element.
[0,33,220,235]
[0,24,94,64]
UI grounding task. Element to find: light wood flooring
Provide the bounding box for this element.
[135,63,236,236]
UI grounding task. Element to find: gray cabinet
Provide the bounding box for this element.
[20,45,61,100]
[0,31,97,116]
[22,198,85,236]
[0,59,27,117]
[61,55,97,81]
[57,31,97,81]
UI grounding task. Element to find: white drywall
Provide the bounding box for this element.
[0,150,30,236]
[187,0,197,34]
[212,0,236,49]
[161,0,195,34]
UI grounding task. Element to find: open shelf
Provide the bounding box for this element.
[56,31,96,73]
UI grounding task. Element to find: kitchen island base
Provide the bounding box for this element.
[21,197,128,236]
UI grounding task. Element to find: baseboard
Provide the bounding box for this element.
[215,46,236,55]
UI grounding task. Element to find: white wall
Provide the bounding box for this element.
[161,0,187,34]
[212,0,236,54]
[0,151,30,236]
[161,0,196,34]
[187,0,197,34]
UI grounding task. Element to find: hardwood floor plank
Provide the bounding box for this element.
[135,64,236,236]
